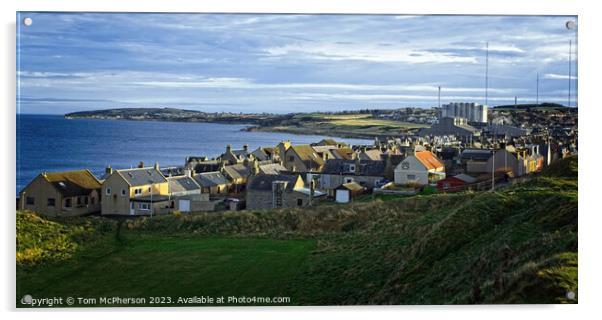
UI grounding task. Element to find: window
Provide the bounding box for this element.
[90,197,95,205]
[349,164,356,172]
[106,188,111,196]
[65,198,72,208]
[121,189,126,196]
[344,177,354,184]
[134,188,142,195]
[289,156,295,162]
[297,199,303,207]
[47,198,56,207]
[84,196,89,205]
[26,197,34,205]
[76,197,81,205]
[139,203,150,210]
[407,174,416,180]
[217,186,221,193]
[148,187,152,192]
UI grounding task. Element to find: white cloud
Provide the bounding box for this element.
[264,42,478,64]
[542,73,577,80]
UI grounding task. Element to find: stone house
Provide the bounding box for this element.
[193,171,230,196]
[101,163,170,216]
[246,174,325,210]
[19,170,102,217]
[280,143,325,173]
[319,158,387,196]
[394,150,446,186]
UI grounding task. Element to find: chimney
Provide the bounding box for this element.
[354,157,361,176]
[184,168,192,177]
[226,144,232,153]
[138,161,144,168]
[243,144,248,152]
[252,159,260,175]
[105,165,113,175]
[154,162,160,171]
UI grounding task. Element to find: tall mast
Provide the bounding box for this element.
[567,39,573,107]
[536,72,539,105]
[485,42,489,106]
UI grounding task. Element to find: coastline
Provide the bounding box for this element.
[65,115,394,140]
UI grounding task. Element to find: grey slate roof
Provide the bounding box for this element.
[461,149,493,161]
[321,159,386,176]
[118,168,167,186]
[168,176,200,192]
[193,171,229,187]
[223,164,251,181]
[259,163,287,175]
[247,174,299,192]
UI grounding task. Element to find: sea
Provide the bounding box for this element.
[16,114,373,193]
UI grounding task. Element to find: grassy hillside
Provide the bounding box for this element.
[16,156,577,306]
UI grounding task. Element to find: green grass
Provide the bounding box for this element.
[16,156,578,306]
[17,235,314,307]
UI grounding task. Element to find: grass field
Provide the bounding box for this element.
[255,113,428,138]
[16,156,578,307]
[17,234,314,307]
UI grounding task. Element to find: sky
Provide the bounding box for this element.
[16,13,578,114]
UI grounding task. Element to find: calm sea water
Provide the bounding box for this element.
[16,114,372,192]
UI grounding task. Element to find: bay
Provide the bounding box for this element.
[16,114,372,192]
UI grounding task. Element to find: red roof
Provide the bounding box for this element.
[415,151,444,170]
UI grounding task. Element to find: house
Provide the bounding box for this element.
[358,148,383,161]
[334,181,365,203]
[394,150,446,186]
[311,145,338,161]
[222,162,252,193]
[19,170,102,217]
[319,159,387,196]
[193,171,230,196]
[256,162,287,175]
[281,144,325,172]
[101,163,170,216]
[251,147,276,161]
[436,174,477,192]
[330,147,356,160]
[485,149,521,176]
[313,138,348,148]
[220,144,253,165]
[461,149,494,174]
[185,157,221,173]
[246,174,325,210]
[167,174,204,212]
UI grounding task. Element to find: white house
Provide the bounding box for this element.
[394,150,446,186]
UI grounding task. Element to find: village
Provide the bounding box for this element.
[17,102,578,218]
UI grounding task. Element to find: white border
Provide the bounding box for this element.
[2,1,599,319]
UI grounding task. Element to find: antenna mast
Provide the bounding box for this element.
[485,42,489,106]
[567,39,573,107]
[536,72,539,105]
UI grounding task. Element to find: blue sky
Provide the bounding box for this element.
[17,13,577,114]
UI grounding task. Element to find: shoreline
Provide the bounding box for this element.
[65,115,382,141]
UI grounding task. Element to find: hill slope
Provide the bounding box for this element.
[17,156,577,305]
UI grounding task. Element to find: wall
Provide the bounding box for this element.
[19,175,63,216]
[394,156,429,185]
[101,173,131,215]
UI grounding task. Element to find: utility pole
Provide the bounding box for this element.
[438,85,441,109]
